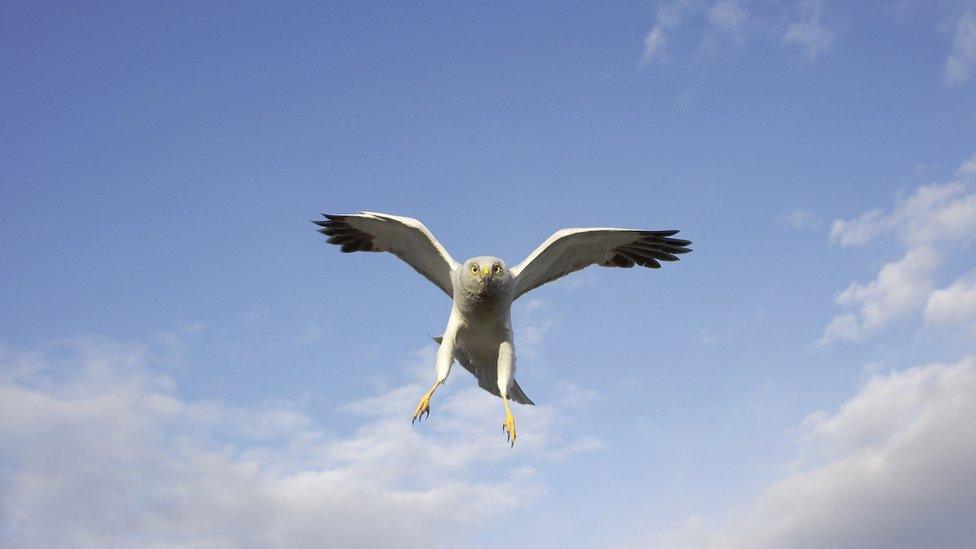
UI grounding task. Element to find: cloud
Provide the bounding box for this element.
[654,160,976,541]
[0,337,600,548]
[639,0,698,66]
[823,246,942,343]
[945,10,976,87]
[638,0,753,67]
[821,152,976,344]
[638,1,838,69]
[782,0,835,62]
[642,25,669,65]
[829,180,976,249]
[653,356,976,548]
[924,271,976,329]
[779,208,822,230]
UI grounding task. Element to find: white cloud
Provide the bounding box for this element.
[924,271,976,327]
[829,180,976,249]
[945,10,976,87]
[0,337,600,548]
[652,356,976,548]
[827,208,888,247]
[821,153,976,344]
[782,0,835,62]
[824,246,942,342]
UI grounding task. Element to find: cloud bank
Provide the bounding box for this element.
[654,355,976,548]
[0,338,598,548]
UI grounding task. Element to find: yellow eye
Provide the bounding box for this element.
[470,265,479,273]
[493,265,501,273]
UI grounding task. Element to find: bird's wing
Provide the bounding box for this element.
[314,212,460,297]
[510,227,692,300]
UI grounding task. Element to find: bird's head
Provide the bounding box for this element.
[459,256,512,295]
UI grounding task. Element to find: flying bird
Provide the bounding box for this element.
[313,212,692,446]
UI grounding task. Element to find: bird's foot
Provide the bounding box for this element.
[412,391,433,424]
[502,409,517,447]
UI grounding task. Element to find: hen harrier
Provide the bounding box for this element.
[314,212,692,446]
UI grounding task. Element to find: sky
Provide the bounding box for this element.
[2,1,976,547]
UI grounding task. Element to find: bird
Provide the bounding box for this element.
[313,211,692,446]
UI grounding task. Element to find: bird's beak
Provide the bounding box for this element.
[481,265,491,277]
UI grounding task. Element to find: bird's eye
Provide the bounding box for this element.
[493,265,501,273]
[470,265,479,273]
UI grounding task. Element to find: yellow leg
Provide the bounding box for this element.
[502,396,517,447]
[412,383,438,424]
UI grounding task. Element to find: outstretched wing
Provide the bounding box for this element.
[510,227,692,300]
[313,211,460,297]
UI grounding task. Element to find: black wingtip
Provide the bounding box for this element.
[644,229,680,237]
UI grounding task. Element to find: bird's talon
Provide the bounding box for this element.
[501,409,517,447]
[412,391,433,424]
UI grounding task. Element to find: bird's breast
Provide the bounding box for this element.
[456,284,511,318]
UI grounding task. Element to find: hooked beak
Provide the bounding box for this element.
[481,265,491,277]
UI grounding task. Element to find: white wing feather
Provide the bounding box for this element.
[510,227,692,300]
[314,211,460,297]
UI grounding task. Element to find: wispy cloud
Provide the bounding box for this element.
[638,0,755,67]
[945,9,976,87]
[709,0,747,32]
[639,0,701,66]
[641,25,670,66]
[779,208,822,230]
[638,0,835,68]
[782,0,836,62]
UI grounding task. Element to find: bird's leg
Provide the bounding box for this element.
[496,339,517,446]
[502,395,517,447]
[413,320,457,424]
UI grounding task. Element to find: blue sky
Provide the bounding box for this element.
[2,1,976,547]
